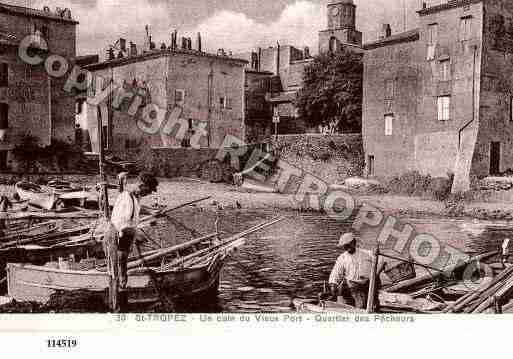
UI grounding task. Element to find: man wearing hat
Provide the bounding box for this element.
[328,232,383,309]
[105,171,159,290]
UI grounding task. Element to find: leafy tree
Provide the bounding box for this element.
[295,48,363,133]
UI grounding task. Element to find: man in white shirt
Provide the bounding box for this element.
[328,232,384,309]
[107,171,159,289]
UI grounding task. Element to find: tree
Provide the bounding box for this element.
[295,48,363,133]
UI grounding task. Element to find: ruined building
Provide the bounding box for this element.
[0,3,78,170]
[363,0,513,192]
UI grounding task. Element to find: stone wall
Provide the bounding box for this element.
[149,144,266,182]
[269,134,364,185]
[148,135,363,186]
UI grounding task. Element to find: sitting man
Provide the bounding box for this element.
[328,232,384,309]
[106,171,159,289]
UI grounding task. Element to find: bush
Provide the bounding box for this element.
[11,136,88,173]
[387,171,454,201]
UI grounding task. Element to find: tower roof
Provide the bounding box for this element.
[329,0,354,5]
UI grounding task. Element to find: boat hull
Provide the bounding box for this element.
[15,183,58,210]
[7,254,224,307]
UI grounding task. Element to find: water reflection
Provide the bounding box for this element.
[170,209,513,313]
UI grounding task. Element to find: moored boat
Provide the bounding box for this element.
[15,182,61,210]
[6,251,225,306]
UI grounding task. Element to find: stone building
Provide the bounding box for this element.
[244,68,273,143]
[239,0,364,140]
[319,0,363,53]
[0,3,78,170]
[84,38,248,163]
[363,0,513,192]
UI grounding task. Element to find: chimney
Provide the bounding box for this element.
[197,32,202,52]
[380,24,392,39]
[276,42,280,75]
[107,48,115,61]
[119,38,127,52]
[129,42,137,56]
[304,46,310,58]
[171,30,178,49]
[258,47,262,71]
[251,51,258,70]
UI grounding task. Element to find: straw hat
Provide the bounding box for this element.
[337,232,355,247]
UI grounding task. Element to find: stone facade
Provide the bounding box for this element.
[318,0,363,53]
[244,69,272,144]
[362,0,513,192]
[85,50,247,164]
[0,4,78,169]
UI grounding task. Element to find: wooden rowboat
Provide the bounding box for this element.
[292,291,446,314]
[0,220,60,242]
[6,253,225,306]
[46,180,95,205]
[15,182,60,210]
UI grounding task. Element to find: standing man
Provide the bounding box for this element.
[105,171,159,289]
[328,233,384,309]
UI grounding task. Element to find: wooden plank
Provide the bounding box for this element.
[385,251,498,293]
[445,265,513,313]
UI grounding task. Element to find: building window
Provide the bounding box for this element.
[384,114,394,136]
[220,97,232,109]
[329,37,337,52]
[368,155,375,177]
[439,59,451,81]
[384,79,394,99]
[0,63,7,87]
[428,23,438,45]
[427,23,438,60]
[41,25,49,40]
[0,103,8,129]
[460,17,472,41]
[437,96,451,121]
[175,89,185,106]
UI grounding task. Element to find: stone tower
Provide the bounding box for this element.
[319,0,362,53]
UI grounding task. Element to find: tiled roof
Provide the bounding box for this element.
[85,48,248,71]
[363,29,420,50]
[0,2,78,24]
[417,0,482,16]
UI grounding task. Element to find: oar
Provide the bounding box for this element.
[163,217,285,269]
[126,232,219,269]
[379,252,445,273]
[139,196,211,225]
[171,237,247,269]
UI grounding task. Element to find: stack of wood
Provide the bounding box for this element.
[443,265,513,313]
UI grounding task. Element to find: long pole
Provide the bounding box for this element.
[366,246,379,313]
[98,92,117,312]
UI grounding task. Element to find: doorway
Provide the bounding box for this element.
[368,155,375,177]
[490,142,501,175]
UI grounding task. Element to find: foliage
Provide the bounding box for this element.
[11,135,87,173]
[295,48,363,133]
[387,171,454,201]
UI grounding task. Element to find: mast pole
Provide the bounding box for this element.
[98,85,118,312]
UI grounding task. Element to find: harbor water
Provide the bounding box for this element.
[172,209,513,313]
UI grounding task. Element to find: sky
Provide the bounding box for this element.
[7,0,438,56]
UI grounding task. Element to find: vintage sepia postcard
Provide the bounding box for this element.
[0,0,511,356]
